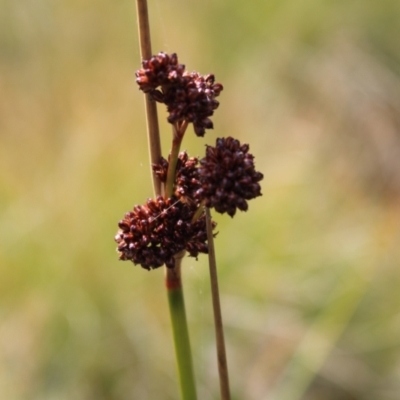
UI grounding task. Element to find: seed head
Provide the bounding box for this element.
[153,151,201,203]
[135,52,185,93]
[136,52,223,136]
[115,196,213,270]
[197,137,264,217]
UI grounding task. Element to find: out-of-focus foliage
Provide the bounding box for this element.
[1,0,400,399]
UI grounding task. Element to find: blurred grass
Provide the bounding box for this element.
[1,0,400,399]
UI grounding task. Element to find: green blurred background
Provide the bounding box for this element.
[1,0,400,399]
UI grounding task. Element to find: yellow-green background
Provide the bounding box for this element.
[1,1,400,399]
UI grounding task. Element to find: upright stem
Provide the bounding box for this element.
[135,5,196,399]
[165,122,188,198]
[165,139,182,198]
[205,207,231,400]
[165,253,198,400]
[136,0,162,196]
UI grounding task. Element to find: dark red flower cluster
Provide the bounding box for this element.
[153,151,201,202]
[152,138,264,218]
[115,196,212,270]
[135,52,223,136]
[135,52,184,93]
[116,52,264,270]
[196,137,264,217]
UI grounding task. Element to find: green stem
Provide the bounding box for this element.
[191,200,205,223]
[165,253,198,400]
[165,121,188,198]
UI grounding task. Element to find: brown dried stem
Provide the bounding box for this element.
[136,0,162,196]
[205,207,231,400]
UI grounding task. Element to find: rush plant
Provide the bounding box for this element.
[115,3,263,399]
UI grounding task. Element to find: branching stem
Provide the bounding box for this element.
[165,121,188,198]
[205,207,231,400]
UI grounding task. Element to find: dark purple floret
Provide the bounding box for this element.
[115,196,214,270]
[152,151,201,203]
[196,137,264,217]
[135,52,185,93]
[135,52,223,136]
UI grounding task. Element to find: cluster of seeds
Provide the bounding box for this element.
[115,196,212,270]
[153,152,201,202]
[196,137,264,217]
[116,53,263,270]
[135,52,184,92]
[135,52,223,136]
[152,138,264,218]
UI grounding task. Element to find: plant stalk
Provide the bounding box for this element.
[165,252,198,400]
[205,207,231,400]
[165,122,188,198]
[136,0,162,196]
[136,4,197,399]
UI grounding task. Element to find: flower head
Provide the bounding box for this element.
[135,52,185,93]
[115,196,213,270]
[196,137,264,217]
[164,72,223,137]
[153,151,201,203]
[136,52,223,136]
